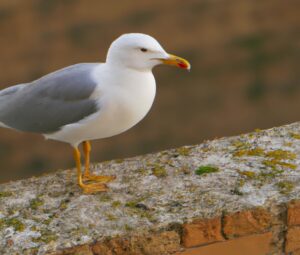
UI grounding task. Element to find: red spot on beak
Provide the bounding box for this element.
[178,62,188,69]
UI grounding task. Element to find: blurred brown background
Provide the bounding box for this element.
[0,0,299,182]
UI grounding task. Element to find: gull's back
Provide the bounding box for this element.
[0,63,100,134]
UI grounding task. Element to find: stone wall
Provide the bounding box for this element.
[51,203,300,254]
[1,122,300,254]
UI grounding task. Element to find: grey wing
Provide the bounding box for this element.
[0,63,100,134]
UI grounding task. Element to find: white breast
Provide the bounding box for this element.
[45,65,156,147]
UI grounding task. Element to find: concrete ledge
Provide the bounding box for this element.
[1,122,300,254]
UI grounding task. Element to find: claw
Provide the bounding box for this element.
[82,141,116,184]
[82,182,108,194]
[83,174,116,183]
[73,142,116,194]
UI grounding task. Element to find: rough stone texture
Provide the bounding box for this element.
[2,122,300,254]
[182,217,224,247]
[223,208,273,238]
[177,233,272,255]
[286,226,300,253]
[288,200,300,226]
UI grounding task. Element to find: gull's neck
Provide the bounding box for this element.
[106,61,153,75]
[92,62,155,88]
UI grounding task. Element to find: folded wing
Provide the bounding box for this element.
[0,63,100,134]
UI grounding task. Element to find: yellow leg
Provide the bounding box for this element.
[82,141,116,183]
[73,147,108,193]
[83,140,91,177]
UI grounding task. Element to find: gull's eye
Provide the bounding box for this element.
[140,48,148,52]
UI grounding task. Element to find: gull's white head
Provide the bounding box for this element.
[106,33,191,72]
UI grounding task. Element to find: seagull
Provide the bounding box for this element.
[0,33,190,193]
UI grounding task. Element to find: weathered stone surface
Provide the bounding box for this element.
[182,217,224,247]
[223,208,273,238]
[1,122,300,254]
[288,200,300,226]
[286,226,300,253]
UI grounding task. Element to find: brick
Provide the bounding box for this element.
[92,238,129,255]
[293,250,300,255]
[91,231,180,255]
[182,217,224,248]
[177,232,272,255]
[286,226,300,253]
[223,208,272,238]
[288,200,300,226]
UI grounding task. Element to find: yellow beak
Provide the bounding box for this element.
[161,54,191,71]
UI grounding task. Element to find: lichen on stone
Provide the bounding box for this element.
[265,149,296,160]
[0,191,13,198]
[233,147,265,157]
[276,181,295,195]
[30,198,44,210]
[195,165,219,175]
[289,132,300,139]
[0,217,25,232]
[151,165,167,178]
[262,159,296,170]
[32,229,58,244]
[111,201,121,208]
[115,159,124,164]
[175,146,192,156]
[237,170,256,179]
